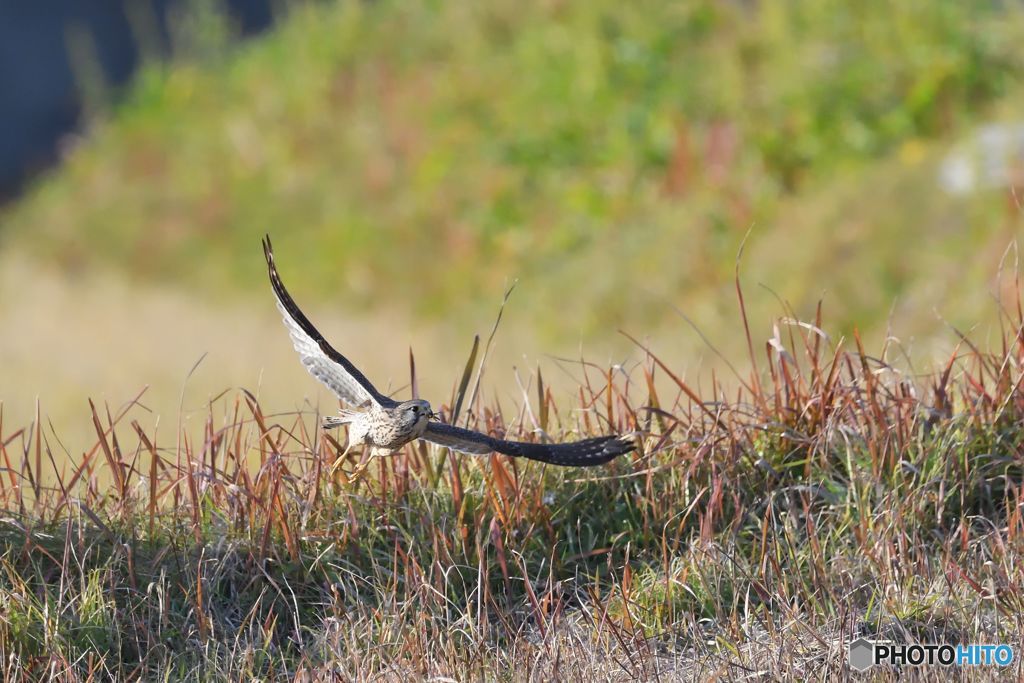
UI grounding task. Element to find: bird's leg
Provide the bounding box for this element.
[330,438,358,477]
[348,454,372,481]
[348,448,379,484]
[328,437,376,486]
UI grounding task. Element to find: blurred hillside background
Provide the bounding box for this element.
[2,0,1024,452]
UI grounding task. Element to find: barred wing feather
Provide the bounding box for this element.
[263,236,397,408]
[422,422,634,467]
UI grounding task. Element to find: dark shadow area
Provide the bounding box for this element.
[0,0,275,202]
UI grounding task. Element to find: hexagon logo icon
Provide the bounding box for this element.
[849,638,874,671]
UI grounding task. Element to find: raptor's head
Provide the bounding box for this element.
[399,399,435,428]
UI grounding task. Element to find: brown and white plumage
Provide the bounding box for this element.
[421,422,632,466]
[264,237,397,409]
[263,235,635,466]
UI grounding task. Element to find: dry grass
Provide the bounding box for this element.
[2,271,1024,681]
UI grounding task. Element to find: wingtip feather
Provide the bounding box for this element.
[262,234,276,271]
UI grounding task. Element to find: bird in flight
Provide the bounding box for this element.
[262,235,634,473]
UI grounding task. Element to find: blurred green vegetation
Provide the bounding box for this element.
[3,0,1024,342]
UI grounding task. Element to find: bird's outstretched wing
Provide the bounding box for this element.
[422,422,634,467]
[263,235,397,408]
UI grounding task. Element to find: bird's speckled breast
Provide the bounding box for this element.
[365,405,424,451]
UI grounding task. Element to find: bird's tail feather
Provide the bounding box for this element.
[323,409,362,429]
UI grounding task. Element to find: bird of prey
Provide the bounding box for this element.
[262,235,634,469]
